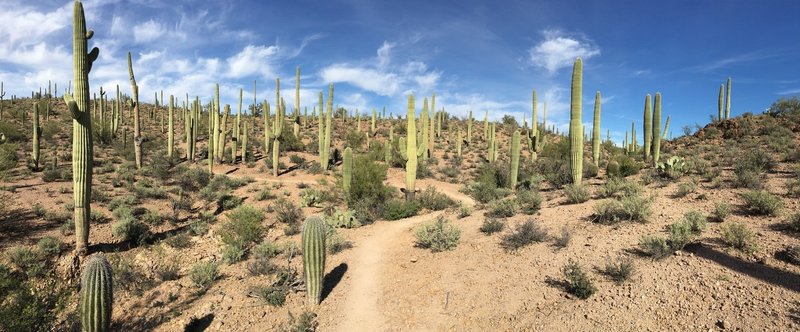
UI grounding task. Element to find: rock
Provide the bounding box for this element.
[716,319,728,329]
[410,257,418,263]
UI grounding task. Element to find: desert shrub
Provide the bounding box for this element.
[740,190,783,216]
[347,156,393,213]
[36,236,62,257]
[274,198,303,225]
[0,122,24,142]
[253,241,282,260]
[638,236,671,259]
[616,155,641,177]
[416,186,455,211]
[592,193,653,224]
[667,221,693,250]
[682,211,707,233]
[516,189,542,215]
[536,158,571,188]
[289,154,305,165]
[733,149,774,189]
[0,264,64,331]
[176,167,211,192]
[712,202,733,222]
[199,175,249,201]
[108,195,137,211]
[382,199,419,220]
[674,181,697,198]
[189,261,219,290]
[501,219,547,250]
[554,226,572,248]
[133,178,168,200]
[777,245,800,266]
[251,285,288,307]
[326,229,353,254]
[457,205,472,219]
[5,246,44,277]
[605,160,620,178]
[154,249,180,281]
[256,186,276,201]
[220,205,264,252]
[464,162,511,202]
[787,213,800,232]
[583,162,599,178]
[166,233,192,248]
[414,216,461,252]
[486,198,517,218]
[247,258,277,276]
[787,180,800,198]
[344,130,366,150]
[221,245,246,264]
[561,259,596,299]
[720,222,756,252]
[299,188,323,207]
[279,311,318,332]
[600,255,635,283]
[217,194,243,212]
[479,218,505,235]
[41,167,71,182]
[564,183,591,204]
[326,209,360,229]
[112,215,151,245]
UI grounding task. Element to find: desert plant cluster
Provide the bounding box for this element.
[0,1,798,331]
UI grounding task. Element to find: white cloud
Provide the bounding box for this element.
[529,29,600,74]
[321,65,401,96]
[133,20,166,43]
[226,44,280,79]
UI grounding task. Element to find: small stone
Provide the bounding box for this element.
[716,319,728,329]
[410,257,418,263]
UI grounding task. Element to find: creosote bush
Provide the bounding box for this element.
[562,259,597,299]
[189,261,219,290]
[479,218,505,235]
[486,198,517,218]
[592,192,653,224]
[721,222,756,253]
[740,190,783,216]
[500,219,547,250]
[600,255,635,284]
[564,183,591,204]
[712,202,732,222]
[414,216,461,252]
[516,189,542,215]
[638,236,671,259]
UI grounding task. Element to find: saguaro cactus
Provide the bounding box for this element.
[241,121,248,162]
[293,66,301,138]
[510,130,521,189]
[273,139,280,177]
[405,94,418,201]
[643,94,652,160]
[126,52,142,170]
[302,216,326,305]
[569,57,583,185]
[167,95,174,158]
[652,92,662,165]
[321,84,334,170]
[32,103,41,170]
[662,116,670,140]
[467,110,473,145]
[80,254,113,332]
[64,0,98,254]
[456,127,462,158]
[343,147,352,195]
[592,91,601,164]
[725,77,731,119]
[718,84,724,121]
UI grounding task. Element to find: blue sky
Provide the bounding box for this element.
[1,0,799,145]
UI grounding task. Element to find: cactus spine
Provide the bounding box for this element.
[725,77,731,119]
[64,1,98,254]
[167,95,174,158]
[302,216,326,305]
[273,139,280,177]
[343,147,352,195]
[510,130,520,189]
[32,103,41,170]
[569,57,583,185]
[80,254,113,332]
[652,92,662,165]
[405,95,418,201]
[643,94,652,160]
[718,84,724,121]
[592,91,601,164]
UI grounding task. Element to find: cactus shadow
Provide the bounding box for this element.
[184,313,214,332]
[685,243,800,292]
[321,263,348,303]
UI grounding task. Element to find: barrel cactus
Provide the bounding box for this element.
[569,57,584,185]
[302,216,326,305]
[81,253,113,332]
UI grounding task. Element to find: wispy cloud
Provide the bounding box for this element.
[777,88,800,95]
[529,29,600,74]
[685,51,779,72]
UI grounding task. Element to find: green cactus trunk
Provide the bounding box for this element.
[662,116,670,140]
[483,110,489,141]
[32,103,40,170]
[322,84,333,170]
[725,77,731,119]
[371,108,377,134]
[233,88,242,163]
[218,104,230,163]
[167,95,174,159]
[652,93,662,166]
[530,89,539,160]
[405,95,418,201]
[80,254,113,332]
[317,92,324,159]
[263,101,271,157]
[273,139,280,177]
[592,91,601,164]
[241,121,247,162]
[420,98,429,161]
[467,110,473,145]
[126,53,142,170]
[302,216,326,305]
[643,94,652,160]
[569,58,584,185]
[213,84,221,163]
[510,130,520,189]
[718,84,724,121]
[456,127,462,158]
[343,147,352,195]
[294,66,300,138]
[65,1,98,254]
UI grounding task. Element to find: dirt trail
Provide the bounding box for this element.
[334,175,475,332]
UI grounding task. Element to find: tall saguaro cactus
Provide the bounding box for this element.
[718,84,724,121]
[405,94,418,201]
[643,94,652,160]
[569,58,584,185]
[510,130,521,189]
[343,147,352,195]
[302,216,326,305]
[80,254,113,332]
[662,116,671,140]
[64,0,99,254]
[321,84,333,170]
[725,77,731,119]
[167,95,174,158]
[652,92,662,165]
[32,103,41,170]
[592,91,601,164]
[126,52,142,170]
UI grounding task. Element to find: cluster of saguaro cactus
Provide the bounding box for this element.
[404,94,419,201]
[569,57,584,185]
[81,253,113,332]
[591,91,601,164]
[302,216,326,305]
[343,147,352,195]
[64,0,98,254]
[510,130,521,189]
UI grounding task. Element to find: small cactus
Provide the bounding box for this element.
[302,216,326,305]
[80,253,113,332]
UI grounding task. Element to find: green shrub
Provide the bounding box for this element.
[326,229,353,254]
[217,194,243,212]
[5,246,44,277]
[778,245,800,266]
[347,156,393,214]
[189,261,219,290]
[274,198,303,225]
[712,202,732,222]
[683,211,707,233]
[414,216,461,252]
[36,236,62,257]
[220,205,264,251]
[674,181,697,198]
[561,259,596,299]
[251,285,288,307]
[112,216,151,245]
[592,193,653,224]
[721,222,756,252]
[486,198,517,218]
[740,190,783,216]
[667,221,693,250]
[787,213,800,232]
[600,255,635,284]
[176,167,211,192]
[416,186,455,211]
[221,245,246,264]
[253,240,282,260]
[500,219,547,250]
[554,226,572,248]
[479,218,505,235]
[382,199,419,220]
[638,236,671,259]
[299,188,323,207]
[279,311,318,332]
[564,183,591,204]
[516,189,542,215]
